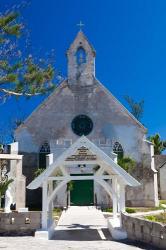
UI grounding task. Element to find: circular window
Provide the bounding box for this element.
[71,115,93,136]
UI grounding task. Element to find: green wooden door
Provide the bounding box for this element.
[70,176,94,206]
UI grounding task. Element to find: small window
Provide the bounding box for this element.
[39,142,50,169]
[75,47,86,65]
[113,142,124,159]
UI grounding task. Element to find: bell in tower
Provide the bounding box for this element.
[66,31,96,86]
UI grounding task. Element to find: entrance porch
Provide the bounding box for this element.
[27,136,140,239]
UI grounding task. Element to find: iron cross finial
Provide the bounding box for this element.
[77,21,84,30]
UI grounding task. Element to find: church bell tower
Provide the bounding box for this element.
[66,31,96,86]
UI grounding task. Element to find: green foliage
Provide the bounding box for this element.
[0,8,56,101]
[102,207,113,213]
[160,200,166,205]
[118,156,136,173]
[53,207,62,213]
[34,168,45,178]
[53,207,62,219]
[124,95,144,121]
[67,181,74,191]
[148,133,166,155]
[0,12,21,37]
[103,206,166,214]
[125,207,136,213]
[0,179,13,198]
[103,207,136,213]
[145,213,166,224]
[145,215,157,222]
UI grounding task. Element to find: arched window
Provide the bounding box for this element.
[75,47,86,65]
[39,142,50,169]
[113,142,124,159]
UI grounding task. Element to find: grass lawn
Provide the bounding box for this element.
[102,200,166,214]
[102,207,161,214]
[160,200,166,205]
[145,212,166,224]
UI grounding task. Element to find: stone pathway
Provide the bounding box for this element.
[0,206,160,250]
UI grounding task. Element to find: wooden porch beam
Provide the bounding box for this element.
[48,175,113,181]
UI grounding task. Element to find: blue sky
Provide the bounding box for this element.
[1,0,166,142]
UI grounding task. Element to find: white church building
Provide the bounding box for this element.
[14,31,159,211]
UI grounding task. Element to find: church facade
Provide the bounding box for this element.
[15,31,158,208]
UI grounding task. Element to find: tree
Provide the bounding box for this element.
[118,156,136,173]
[124,95,144,121]
[148,133,166,155]
[0,8,56,101]
[0,5,57,208]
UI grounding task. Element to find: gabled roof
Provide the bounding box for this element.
[15,77,146,134]
[15,79,68,133]
[95,78,147,132]
[15,31,147,134]
[27,136,140,190]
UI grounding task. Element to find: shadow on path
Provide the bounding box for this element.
[52,228,161,250]
[51,228,112,241]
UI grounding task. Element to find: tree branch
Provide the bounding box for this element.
[0,88,42,96]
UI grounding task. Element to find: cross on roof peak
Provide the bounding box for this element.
[77,21,84,30]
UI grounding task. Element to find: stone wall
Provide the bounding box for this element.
[122,213,166,249]
[160,164,166,199]
[0,212,41,236]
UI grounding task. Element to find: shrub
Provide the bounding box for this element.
[34,168,45,178]
[126,207,136,213]
[102,208,113,213]
[145,215,157,222]
[160,200,166,205]
[145,213,166,224]
[118,156,136,173]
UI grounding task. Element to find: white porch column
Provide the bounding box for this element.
[119,183,126,227]
[119,183,125,213]
[42,180,48,229]
[112,176,118,219]
[48,180,53,224]
[46,154,54,223]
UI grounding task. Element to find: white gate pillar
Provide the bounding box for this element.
[119,183,125,213]
[9,142,26,210]
[42,180,48,229]
[15,159,26,210]
[112,176,118,219]
[48,180,54,224]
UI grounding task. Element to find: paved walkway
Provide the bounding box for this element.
[56,206,107,230]
[0,206,160,250]
[52,206,109,241]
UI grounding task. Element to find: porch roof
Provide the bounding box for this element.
[27,136,140,189]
